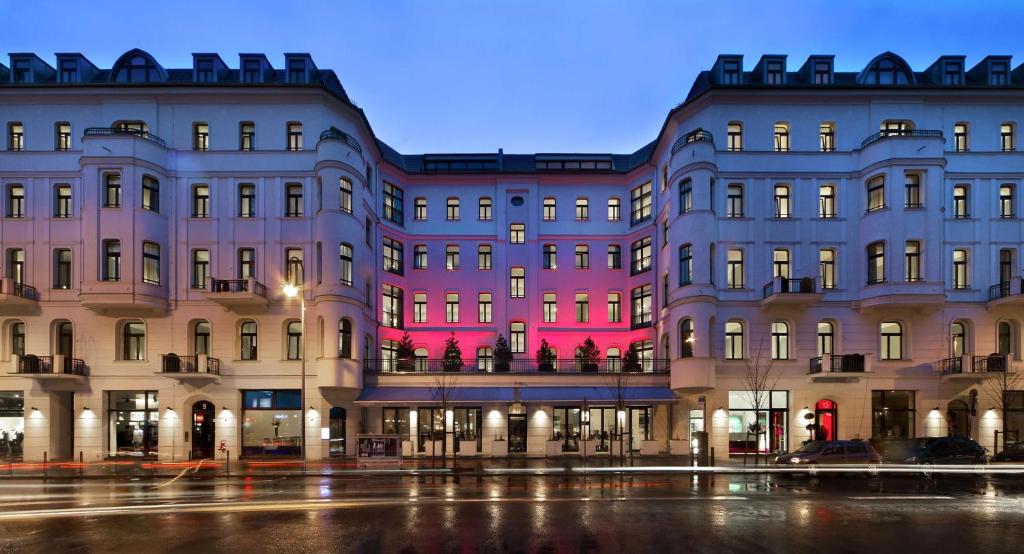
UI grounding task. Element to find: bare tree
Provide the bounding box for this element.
[606,369,631,465]
[741,338,779,467]
[432,374,460,468]
[980,361,1024,451]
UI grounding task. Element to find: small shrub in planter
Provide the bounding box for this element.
[494,334,513,372]
[536,339,556,372]
[442,332,464,373]
[622,343,642,373]
[576,337,600,372]
[395,332,416,372]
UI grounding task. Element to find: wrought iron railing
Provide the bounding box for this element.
[364,358,670,374]
[0,281,38,301]
[671,129,714,154]
[16,355,86,376]
[318,128,363,154]
[989,280,1024,301]
[160,354,221,375]
[861,129,943,149]
[937,354,1014,375]
[209,278,267,297]
[83,127,167,148]
[762,277,816,298]
[809,354,865,374]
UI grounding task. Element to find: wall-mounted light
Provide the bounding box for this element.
[82,406,91,411]
[30,407,38,411]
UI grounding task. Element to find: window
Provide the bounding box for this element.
[284,248,303,286]
[193,321,211,356]
[193,123,209,151]
[952,185,969,218]
[191,249,209,289]
[904,174,921,208]
[285,183,303,217]
[1001,123,1015,152]
[445,293,460,323]
[773,123,790,152]
[951,321,967,358]
[103,240,121,281]
[102,174,121,208]
[333,177,351,214]
[814,61,831,84]
[142,242,160,285]
[542,244,557,270]
[724,322,744,359]
[998,321,1014,355]
[55,122,71,151]
[446,198,460,220]
[867,176,885,212]
[575,245,590,269]
[630,284,652,329]
[575,293,589,323]
[54,184,72,218]
[677,179,693,214]
[478,197,492,220]
[630,237,652,275]
[608,244,622,269]
[991,62,1010,85]
[510,322,526,353]
[1000,249,1015,285]
[476,347,493,372]
[238,248,256,280]
[239,122,255,151]
[445,245,460,270]
[509,223,525,244]
[338,320,352,358]
[142,176,159,212]
[122,322,146,360]
[413,198,426,220]
[240,321,258,360]
[901,241,921,282]
[478,293,492,323]
[727,249,744,288]
[819,249,836,289]
[727,123,742,151]
[773,185,791,218]
[413,245,427,269]
[872,390,915,440]
[679,319,694,358]
[413,293,427,323]
[864,242,885,284]
[573,195,589,219]
[953,123,968,152]
[817,322,834,357]
[382,284,403,329]
[365,218,372,245]
[5,185,24,219]
[510,268,525,298]
[722,60,741,84]
[1000,185,1015,218]
[59,58,77,83]
[727,184,744,217]
[192,185,210,218]
[477,244,492,270]
[285,321,302,360]
[773,249,790,279]
[607,198,621,221]
[383,183,404,225]
[608,293,621,323]
[679,244,693,286]
[630,183,652,224]
[865,57,911,85]
[543,197,556,221]
[771,321,790,360]
[8,123,24,151]
[943,61,962,85]
[880,322,903,360]
[952,249,969,289]
[819,123,835,152]
[765,60,784,84]
[53,249,72,289]
[338,243,353,286]
[543,292,557,323]
[286,122,302,151]
[238,184,256,217]
[818,185,836,218]
[382,237,403,275]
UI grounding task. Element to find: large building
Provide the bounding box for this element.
[1,49,1023,462]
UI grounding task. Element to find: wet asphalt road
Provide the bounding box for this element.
[1,472,1023,553]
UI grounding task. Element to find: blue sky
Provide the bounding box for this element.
[6,0,1024,154]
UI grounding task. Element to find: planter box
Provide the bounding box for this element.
[425,440,444,457]
[538,363,555,373]
[401,440,414,457]
[583,440,606,457]
[490,440,508,457]
[581,363,598,373]
[545,440,563,457]
[641,440,662,457]
[494,363,510,373]
[458,440,479,456]
[669,439,691,457]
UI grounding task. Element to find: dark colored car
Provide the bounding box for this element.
[991,441,1024,462]
[774,440,881,465]
[883,436,987,464]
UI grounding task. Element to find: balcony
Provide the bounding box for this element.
[78,281,169,316]
[671,129,714,154]
[760,277,821,309]
[204,278,268,313]
[854,280,945,313]
[83,127,166,147]
[0,278,38,314]
[156,354,221,384]
[988,278,1024,308]
[808,353,872,382]
[363,358,670,375]
[10,354,87,383]
[860,129,943,149]
[318,128,363,154]
[936,354,1017,382]
[670,357,715,391]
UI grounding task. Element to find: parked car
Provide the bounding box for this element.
[883,437,987,464]
[774,440,881,465]
[991,441,1024,462]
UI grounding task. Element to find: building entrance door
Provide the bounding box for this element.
[191,401,215,459]
[815,399,838,441]
[508,414,527,453]
[329,407,346,457]
[947,399,971,438]
[50,392,74,460]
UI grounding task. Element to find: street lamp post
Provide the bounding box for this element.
[283,282,306,462]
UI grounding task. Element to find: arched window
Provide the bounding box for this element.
[867,242,885,284]
[286,321,302,360]
[110,49,166,83]
[339,319,353,358]
[606,348,621,371]
[55,321,73,358]
[860,53,914,85]
[10,321,25,358]
[951,321,967,358]
[771,321,790,360]
[998,321,1014,356]
[817,322,834,357]
[339,243,353,286]
[476,347,493,372]
[240,321,258,360]
[193,320,211,355]
[414,348,429,371]
[880,322,903,360]
[680,319,694,358]
[724,321,744,360]
[122,321,145,360]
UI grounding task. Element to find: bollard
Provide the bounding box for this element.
[710,446,716,466]
[43,451,47,478]
[226,449,230,477]
[79,451,84,477]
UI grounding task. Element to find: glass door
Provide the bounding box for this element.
[508,414,527,453]
[191,400,215,459]
[329,407,346,457]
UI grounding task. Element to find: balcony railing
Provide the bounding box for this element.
[937,354,1015,375]
[809,354,865,374]
[160,354,221,375]
[671,129,714,154]
[209,278,267,297]
[989,280,1024,301]
[860,129,943,149]
[318,127,363,154]
[0,280,38,301]
[762,277,816,299]
[16,355,86,376]
[83,127,167,148]
[364,358,670,374]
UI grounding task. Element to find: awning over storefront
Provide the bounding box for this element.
[355,386,676,405]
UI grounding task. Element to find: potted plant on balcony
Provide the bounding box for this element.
[442,332,464,373]
[395,332,416,372]
[577,337,600,373]
[622,343,642,373]
[536,339,556,372]
[494,334,513,373]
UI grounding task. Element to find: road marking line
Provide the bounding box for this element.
[848,496,954,500]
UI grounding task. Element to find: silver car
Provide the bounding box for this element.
[774,440,881,465]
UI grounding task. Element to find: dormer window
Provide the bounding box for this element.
[59,58,77,83]
[242,59,262,83]
[991,61,1009,85]
[943,61,962,85]
[862,54,913,85]
[765,61,784,84]
[813,61,831,84]
[110,50,165,83]
[722,60,741,84]
[288,59,306,83]
[195,59,214,83]
[11,59,31,84]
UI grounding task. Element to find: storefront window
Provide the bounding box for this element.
[688,408,705,441]
[453,407,482,452]
[383,407,410,436]
[417,407,444,452]
[1006,392,1024,445]
[108,391,159,457]
[587,407,618,452]
[0,391,24,459]
[871,390,915,441]
[552,407,582,452]
[728,390,788,455]
[629,406,652,449]
[241,390,301,457]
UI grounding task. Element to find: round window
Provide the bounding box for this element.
[510,196,524,206]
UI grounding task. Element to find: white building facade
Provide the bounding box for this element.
[0,49,1022,462]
